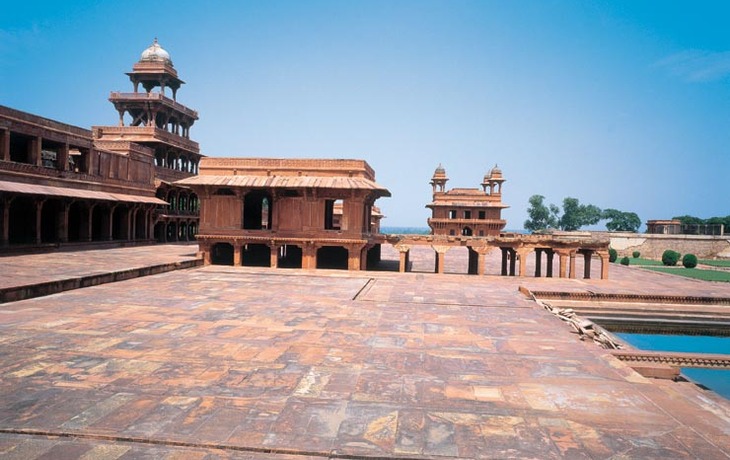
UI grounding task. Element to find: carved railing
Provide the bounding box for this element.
[0,106,92,139]
[94,126,199,153]
[0,160,154,190]
[612,350,730,369]
[109,92,198,119]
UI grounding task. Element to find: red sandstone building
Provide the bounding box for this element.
[176,158,390,269]
[0,39,610,279]
[0,40,200,249]
[94,39,203,242]
[427,164,508,236]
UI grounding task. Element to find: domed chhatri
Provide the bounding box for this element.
[140,38,172,65]
[489,163,502,178]
[430,163,449,193]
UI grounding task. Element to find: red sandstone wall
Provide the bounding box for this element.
[608,233,730,259]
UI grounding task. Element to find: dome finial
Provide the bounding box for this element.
[140,38,172,65]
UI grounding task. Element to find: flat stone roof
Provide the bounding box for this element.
[0,245,729,458]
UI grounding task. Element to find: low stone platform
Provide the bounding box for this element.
[0,245,729,458]
[0,244,202,303]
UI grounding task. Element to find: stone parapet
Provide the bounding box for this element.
[608,232,730,259]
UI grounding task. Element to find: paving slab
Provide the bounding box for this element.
[0,244,729,458]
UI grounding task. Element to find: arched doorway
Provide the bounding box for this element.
[68,201,88,242]
[40,199,62,243]
[8,196,35,244]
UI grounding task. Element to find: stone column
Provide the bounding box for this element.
[202,242,212,265]
[270,243,279,268]
[130,206,138,241]
[125,206,134,241]
[30,136,41,166]
[432,245,450,274]
[558,251,568,278]
[546,250,554,277]
[360,246,369,270]
[302,243,317,269]
[58,201,70,243]
[0,128,9,162]
[396,245,410,273]
[517,248,530,277]
[347,245,363,271]
[500,248,509,276]
[58,143,70,172]
[569,252,577,279]
[147,206,155,240]
[105,205,115,241]
[1,197,11,247]
[34,199,43,244]
[509,249,516,276]
[86,148,96,175]
[474,247,492,276]
[598,251,610,280]
[234,243,243,266]
[534,249,543,277]
[583,251,593,279]
[85,203,95,242]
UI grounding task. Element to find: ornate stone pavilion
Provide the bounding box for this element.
[427,164,508,237]
[0,39,200,249]
[386,164,611,279]
[176,158,390,269]
[94,39,203,242]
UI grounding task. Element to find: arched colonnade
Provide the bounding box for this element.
[200,236,381,271]
[0,193,158,247]
[390,235,610,280]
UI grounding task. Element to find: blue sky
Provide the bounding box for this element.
[1,1,728,228]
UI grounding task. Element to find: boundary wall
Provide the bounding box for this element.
[607,232,730,259]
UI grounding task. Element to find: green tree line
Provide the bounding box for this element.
[524,195,641,232]
[673,215,730,230]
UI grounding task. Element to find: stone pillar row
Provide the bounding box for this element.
[205,240,370,271]
[390,245,608,280]
[0,196,157,247]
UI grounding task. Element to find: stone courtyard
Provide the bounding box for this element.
[1,244,729,459]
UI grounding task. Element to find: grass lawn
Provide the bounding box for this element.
[699,259,730,268]
[643,266,730,282]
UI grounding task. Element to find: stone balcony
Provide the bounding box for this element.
[93,125,200,154]
[109,92,198,120]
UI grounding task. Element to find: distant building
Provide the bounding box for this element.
[646,219,724,236]
[176,158,390,269]
[0,39,200,249]
[426,164,508,236]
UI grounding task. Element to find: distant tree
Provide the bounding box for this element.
[672,215,704,225]
[603,208,641,232]
[706,215,730,230]
[558,198,602,231]
[524,195,559,232]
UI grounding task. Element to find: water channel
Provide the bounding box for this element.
[616,333,730,399]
